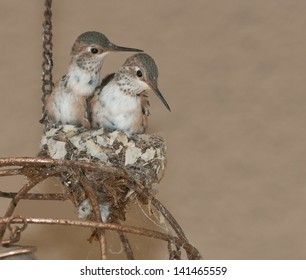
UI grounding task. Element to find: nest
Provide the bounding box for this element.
[39,125,167,223]
[0,125,201,259]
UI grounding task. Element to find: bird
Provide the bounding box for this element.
[90,53,171,134]
[43,31,143,129]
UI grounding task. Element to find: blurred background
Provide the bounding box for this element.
[1,0,306,259]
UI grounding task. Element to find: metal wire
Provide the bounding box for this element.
[0,245,36,260]
[0,216,202,260]
[0,157,202,259]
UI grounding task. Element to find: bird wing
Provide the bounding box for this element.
[87,73,116,127]
[140,91,150,132]
[99,73,116,93]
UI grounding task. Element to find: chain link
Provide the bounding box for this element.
[2,216,28,246]
[41,0,53,122]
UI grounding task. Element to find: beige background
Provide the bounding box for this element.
[1,0,306,259]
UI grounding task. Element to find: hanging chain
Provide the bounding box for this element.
[41,0,53,122]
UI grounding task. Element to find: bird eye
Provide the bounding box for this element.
[90,47,99,54]
[136,70,143,77]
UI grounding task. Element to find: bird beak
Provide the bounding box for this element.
[150,83,171,112]
[107,43,143,53]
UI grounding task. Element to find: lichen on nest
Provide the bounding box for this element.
[39,125,167,223]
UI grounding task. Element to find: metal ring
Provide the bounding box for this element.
[7,216,28,232]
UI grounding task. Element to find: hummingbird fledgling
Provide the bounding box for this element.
[43,31,143,129]
[90,53,171,134]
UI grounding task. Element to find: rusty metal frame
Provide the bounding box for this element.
[0,157,201,259]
